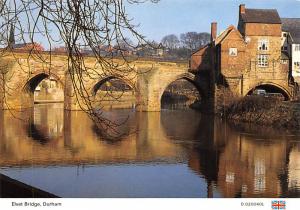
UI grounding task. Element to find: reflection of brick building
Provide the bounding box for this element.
[191,4,299,101]
[187,118,299,198]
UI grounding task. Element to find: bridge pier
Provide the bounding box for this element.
[64,71,76,110]
[0,111,3,143]
[0,74,3,110]
[135,67,163,112]
[136,88,161,112]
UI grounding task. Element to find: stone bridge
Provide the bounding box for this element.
[0,52,212,112]
[0,49,297,112]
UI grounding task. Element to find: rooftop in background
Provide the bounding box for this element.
[240,8,281,24]
[281,51,290,60]
[281,18,300,44]
[10,43,45,51]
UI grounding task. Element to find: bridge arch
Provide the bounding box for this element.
[159,72,205,102]
[245,82,292,101]
[90,75,137,109]
[21,72,65,108]
[91,75,136,96]
[23,72,64,93]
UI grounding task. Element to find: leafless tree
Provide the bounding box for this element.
[0,0,159,137]
[161,34,179,49]
[180,32,210,52]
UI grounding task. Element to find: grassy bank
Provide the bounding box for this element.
[222,96,300,129]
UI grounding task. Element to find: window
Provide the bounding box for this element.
[258,39,269,51]
[295,44,300,51]
[282,46,287,51]
[254,159,266,192]
[226,172,235,183]
[295,62,300,69]
[258,55,268,67]
[229,48,237,56]
[283,33,287,37]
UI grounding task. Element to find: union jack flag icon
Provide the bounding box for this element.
[272,201,286,210]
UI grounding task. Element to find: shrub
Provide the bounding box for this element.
[222,96,300,129]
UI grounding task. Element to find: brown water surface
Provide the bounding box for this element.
[0,103,299,198]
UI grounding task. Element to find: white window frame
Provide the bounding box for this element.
[295,44,300,51]
[258,39,269,51]
[229,48,238,56]
[258,54,268,67]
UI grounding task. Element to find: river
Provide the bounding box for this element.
[0,103,300,198]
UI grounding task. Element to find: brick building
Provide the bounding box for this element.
[190,4,298,103]
[281,18,300,81]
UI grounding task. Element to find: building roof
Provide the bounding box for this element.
[215,25,244,45]
[281,18,300,43]
[12,43,28,48]
[281,51,289,60]
[191,44,210,56]
[12,43,42,48]
[240,9,281,24]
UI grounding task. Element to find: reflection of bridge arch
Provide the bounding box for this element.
[160,110,205,141]
[91,75,136,96]
[245,82,292,101]
[27,123,56,145]
[21,106,64,145]
[159,72,206,101]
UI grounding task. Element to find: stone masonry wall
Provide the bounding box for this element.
[0,52,201,112]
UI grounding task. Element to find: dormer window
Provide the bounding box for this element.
[258,39,269,51]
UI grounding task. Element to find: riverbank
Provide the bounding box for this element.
[222,96,300,129]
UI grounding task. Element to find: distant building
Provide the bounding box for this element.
[7,24,44,52]
[11,42,44,52]
[52,46,67,53]
[281,18,300,80]
[156,43,165,57]
[136,42,165,57]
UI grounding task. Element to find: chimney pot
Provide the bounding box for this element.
[239,4,245,14]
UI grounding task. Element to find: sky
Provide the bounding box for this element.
[125,0,300,42]
[8,0,300,49]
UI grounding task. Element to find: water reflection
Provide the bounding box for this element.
[0,104,300,198]
[24,104,63,144]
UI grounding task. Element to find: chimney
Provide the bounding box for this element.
[239,4,245,15]
[211,22,217,42]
